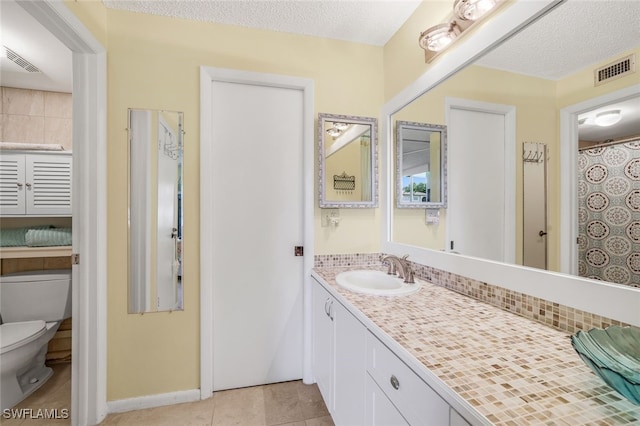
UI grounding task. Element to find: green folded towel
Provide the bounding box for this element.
[0,226,53,247]
[25,228,72,247]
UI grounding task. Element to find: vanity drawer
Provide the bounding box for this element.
[366,331,449,425]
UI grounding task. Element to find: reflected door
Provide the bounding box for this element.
[156,115,179,310]
[210,79,304,390]
[447,105,508,261]
[523,142,548,269]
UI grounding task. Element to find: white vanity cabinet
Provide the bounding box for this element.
[312,276,476,426]
[365,374,410,425]
[366,331,450,425]
[0,152,72,216]
[312,278,366,426]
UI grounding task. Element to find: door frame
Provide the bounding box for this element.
[559,83,640,275]
[16,1,108,425]
[199,67,315,398]
[444,97,517,264]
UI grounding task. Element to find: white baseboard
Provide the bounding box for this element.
[107,389,202,413]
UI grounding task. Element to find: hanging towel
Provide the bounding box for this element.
[25,228,72,247]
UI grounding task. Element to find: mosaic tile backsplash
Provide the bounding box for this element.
[312,264,640,425]
[314,253,628,336]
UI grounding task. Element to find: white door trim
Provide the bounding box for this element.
[200,67,315,399]
[16,1,108,425]
[444,97,517,264]
[559,83,640,275]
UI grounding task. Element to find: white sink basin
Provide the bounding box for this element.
[335,270,421,296]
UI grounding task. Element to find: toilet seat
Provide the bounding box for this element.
[0,320,47,355]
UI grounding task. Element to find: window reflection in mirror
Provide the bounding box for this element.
[318,113,378,208]
[396,121,447,209]
[128,109,184,313]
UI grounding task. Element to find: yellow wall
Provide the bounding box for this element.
[64,5,383,400]
[383,1,452,101]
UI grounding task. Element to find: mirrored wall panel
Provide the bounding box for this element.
[396,121,447,209]
[390,0,640,287]
[318,113,378,208]
[128,109,184,313]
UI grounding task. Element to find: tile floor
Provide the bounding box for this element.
[1,362,334,426]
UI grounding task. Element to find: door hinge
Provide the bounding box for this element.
[294,246,304,256]
[71,253,80,265]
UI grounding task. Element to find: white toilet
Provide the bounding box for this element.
[0,269,72,410]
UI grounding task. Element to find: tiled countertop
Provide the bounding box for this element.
[312,266,640,426]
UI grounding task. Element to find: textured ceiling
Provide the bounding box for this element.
[102,0,423,46]
[476,0,640,81]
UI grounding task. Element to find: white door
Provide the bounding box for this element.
[447,102,514,263]
[210,80,305,390]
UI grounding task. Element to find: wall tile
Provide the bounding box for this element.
[2,114,45,143]
[44,117,73,150]
[2,87,44,116]
[44,92,72,119]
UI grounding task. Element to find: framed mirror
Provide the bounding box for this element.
[396,121,447,209]
[318,113,378,208]
[128,109,184,313]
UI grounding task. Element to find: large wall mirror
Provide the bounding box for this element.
[383,0,640,324]
[387,0,639,289]
[128,109,184,313]
[396,121,447,209]
[318,113,378,208]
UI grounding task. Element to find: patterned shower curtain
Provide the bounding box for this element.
[578,139,640,287]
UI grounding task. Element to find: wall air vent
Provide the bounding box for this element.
[3,46,41,73]
[594,54,635,86]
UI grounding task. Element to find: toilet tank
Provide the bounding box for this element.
[0,269,72,323]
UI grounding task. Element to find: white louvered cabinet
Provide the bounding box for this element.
[0,151,72,216]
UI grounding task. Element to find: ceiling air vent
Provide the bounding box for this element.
[594,54,635,86]
[3,46,41,73]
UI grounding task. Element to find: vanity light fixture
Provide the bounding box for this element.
[594,110,622,127]
[419,0,501,62]
[419,23,461,52]
[326,122,350,138]
[453,0,497,21]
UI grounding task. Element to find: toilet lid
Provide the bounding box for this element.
[0,320,47,354]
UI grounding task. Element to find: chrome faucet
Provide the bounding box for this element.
[381,254,415,284]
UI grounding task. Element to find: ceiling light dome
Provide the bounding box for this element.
[454,0,497,21]
[419,23,461,52]
[594,110,622,127]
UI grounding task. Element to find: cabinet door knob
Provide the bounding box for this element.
[16,182,23,188]
[390,375,400,390]
[25,182,32,189]
[328,301,334,321]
